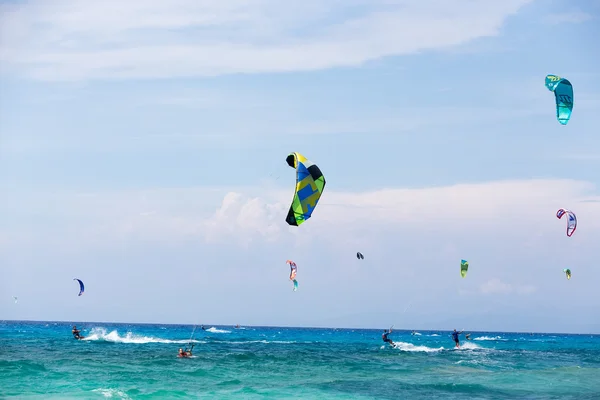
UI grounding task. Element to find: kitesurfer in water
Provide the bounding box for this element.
[178,347,192,358]
[465,333,471,340]
[382,328,394,347]
[72,326,82,340]
[451,329,463,348]
[180,341,195,357]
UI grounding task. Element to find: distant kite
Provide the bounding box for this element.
[460,260,469,278]
[563,268,572,280]
[545,75,573,125]
[556,208,577,237]
[356,252,364,260]
[74,279,85,296]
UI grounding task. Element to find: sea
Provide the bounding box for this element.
[1,321,599,399]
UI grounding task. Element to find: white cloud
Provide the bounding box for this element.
[3,178,599,330]
[202,191,287,247]
[543,11,593,24]
[559,154,600,162]
[516,284,537,294]
[0,101,552,155]
[0,0,534,81]
[3,178,599,253]
[480,278,512,294]
[479,279,536,295]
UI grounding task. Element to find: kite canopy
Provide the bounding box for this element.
[556,208,577,237]
[285,152,326,227]
[545,75,573,125]
[563,268,571,280]
[460,260,469,278]
[74,278,85,296]
[356,252,364,260]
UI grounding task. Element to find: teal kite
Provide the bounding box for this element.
[545,75,573,125]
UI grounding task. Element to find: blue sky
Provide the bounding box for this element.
[1,0,599,333]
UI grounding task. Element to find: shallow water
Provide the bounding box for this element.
[1,321,599,399]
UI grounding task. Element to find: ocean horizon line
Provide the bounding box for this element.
[3,319,599,336]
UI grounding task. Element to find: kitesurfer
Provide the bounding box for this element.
[72,326,82,340]
[465,333,471,340]
[178,348,191,358]
[451,329,463,348]
[382,328,394,347]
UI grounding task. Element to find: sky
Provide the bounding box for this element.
[1,0,599,333]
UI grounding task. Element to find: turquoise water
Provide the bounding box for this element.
[1,321,599,399]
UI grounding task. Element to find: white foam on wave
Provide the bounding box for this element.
[386,340,482,353]
[473,336,504,341]
[430,334,440,337]
[228,340,296,344]
[455,342,482,350]
[454,358,492,366]
[206,327,231,333]
[392,341,444,353]
[92,388,130,399]
[412,332,422,336]
[82,327,204,344]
